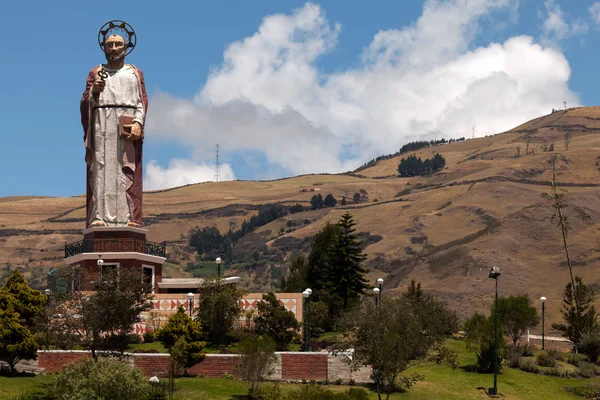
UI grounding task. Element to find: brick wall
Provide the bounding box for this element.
[38,351,90,373]
[281,353,328,380]
[189,354,241,378]
[133,354,171,377]
[37,351,353,382]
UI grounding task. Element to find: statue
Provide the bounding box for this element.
[80,21,148,228]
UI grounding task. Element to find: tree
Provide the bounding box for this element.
[0,308,38,373]
[157,306,205,349]
[495,295,540,344]
[564,131,572,150]
[280,254,308,293]
[237,335,277,398]
[340,196,347,206]
[0,269,46,329]
[327,212,369,309]
[196,277,244,345]
[290,203,304,213]
[552,277,597,347]
[324,193,337,207]
[349,296,457,400]
[48,266,153,360]
[310,194,324,210]
[464,312,505,373]
[306,222,340,294]
[352,192,361,203]
[254,292,299,350]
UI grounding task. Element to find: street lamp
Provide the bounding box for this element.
[302,289,312,352]
[44,289,51,351]
[216,257,222,278]
[376,278,383,304]
[187,292,194,317]
[488,267,501,397]
[373,287,380,307]
[541,296,547,351]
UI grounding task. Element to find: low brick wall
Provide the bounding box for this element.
[38,351,90,373]
[37,350,366,382]
[281,353,328,380]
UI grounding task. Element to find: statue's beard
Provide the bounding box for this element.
[105,52,125,62]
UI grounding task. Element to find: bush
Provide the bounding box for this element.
[518,358,540,373]
[576,362,597,378]
[521,343,536,357]
[579,329,600,363]
[567,383,600,398]
[565,352,589,367]
[505,344,523,368]
[143,331,156,343]
[127,333,142,345]
[237,335,277,398]
[48,358,153,400]
[546,346,562,361]
[536,351,557,367]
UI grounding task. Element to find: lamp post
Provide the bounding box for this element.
[44,289,50,351]
[377,278,383,304]
[488,267,501,397]
[373,287,380,307]
[187,292,194,317]
[540,296,547,351]
[216,257,222,278]
[302,289,312,351]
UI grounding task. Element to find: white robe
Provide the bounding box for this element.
[89,65,145,226]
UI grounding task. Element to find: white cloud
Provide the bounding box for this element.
[539,0,588,46]
[589,2,600,26]
[144,159,235,190]
[146,1,580,184]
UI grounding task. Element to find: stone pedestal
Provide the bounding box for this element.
[62,226,166,292]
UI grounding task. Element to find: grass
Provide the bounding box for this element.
[2,340,599,399]
[129,341,168,353]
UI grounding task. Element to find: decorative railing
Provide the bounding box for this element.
[65,239,166,258]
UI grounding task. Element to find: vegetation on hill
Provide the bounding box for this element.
[397,153,446,177]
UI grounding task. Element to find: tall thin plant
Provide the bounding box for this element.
[548,154,577,313]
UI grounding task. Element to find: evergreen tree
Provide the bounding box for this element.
[327,212,369,309]
[196,277,244,345]
[280,254,308,293]
[310,194,324,210]
[306,222,340,294]
[324,194,337,207]
[0,269,46,328]
[341,196,347,206]
[552,277,598,347]
[0,308,38,373]
[254,292,299,350]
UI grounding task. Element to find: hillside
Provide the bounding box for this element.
[3,106,600,325]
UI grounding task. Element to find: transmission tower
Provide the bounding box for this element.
[214,144,221,182]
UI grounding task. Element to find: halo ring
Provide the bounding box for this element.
[98,20,136,56]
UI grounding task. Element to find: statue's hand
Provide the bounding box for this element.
[125,122,143,141]
[92,79,105,94]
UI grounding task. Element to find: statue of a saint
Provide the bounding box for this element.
[80,21,147,228]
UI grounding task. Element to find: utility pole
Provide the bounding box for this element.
[472,125,475,139]
[214,144,221,182]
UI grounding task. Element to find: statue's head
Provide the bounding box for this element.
[104,34,127,62]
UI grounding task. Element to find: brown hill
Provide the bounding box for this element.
[3,106,600,327]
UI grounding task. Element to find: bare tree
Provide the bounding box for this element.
[564,132,572,150]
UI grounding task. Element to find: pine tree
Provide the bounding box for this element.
[328,212,369,309]
[306,222,340,293]
[0,269,46,328]
[324,193,337,207]
[552,277,597,347]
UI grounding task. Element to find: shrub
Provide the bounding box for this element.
[565,352,589,367]
[518,358,540,373]
[505,344,523,368]
[237,335,277,398]
[576,362,597,378]
[521,343,536,357]
[536,352,557,367]
[567,383,600,398]
[48,358,152,400]
[579,329,600,363]
[143,331,156,343]
[127,333,142,345]
[546,346,562,361]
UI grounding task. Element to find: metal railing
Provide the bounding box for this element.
[65,239,166,258]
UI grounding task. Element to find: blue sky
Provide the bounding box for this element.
[2,0,600,197]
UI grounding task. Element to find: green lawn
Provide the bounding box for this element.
[2,340,599,399]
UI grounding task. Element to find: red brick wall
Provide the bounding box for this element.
[189,355,240,377]
[133,354,172,377]
[281,353,328,380]
[38,351,90,373]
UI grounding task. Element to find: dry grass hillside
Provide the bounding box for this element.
[3,106,600,326]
